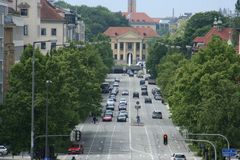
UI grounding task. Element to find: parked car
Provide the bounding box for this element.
[0,145,8,156]
[119,110,128,118]
[141,90,148,96]
[68,144,84,154]
[114,78,120,82]
[113,82,119,87]
[148,79,156,85]
[154,95,161,100]
[139,79,145,85]
[122,90,129,96]
[152,111,162,119]
[171,153,186,160]
[117,113,127,122]
[144,97,152,103]
[102,115,113,122]
[133,91,139,98]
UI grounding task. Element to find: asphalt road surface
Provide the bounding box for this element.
[60,73,200,160]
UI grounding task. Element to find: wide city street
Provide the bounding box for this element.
[59,73,200,160]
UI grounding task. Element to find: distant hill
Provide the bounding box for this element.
[54,0,129,40]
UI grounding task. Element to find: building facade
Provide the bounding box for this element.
[104,27,158,66]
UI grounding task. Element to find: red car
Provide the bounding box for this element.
[102,115,112,121]
[68,144,84,154]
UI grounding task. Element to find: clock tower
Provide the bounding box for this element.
[128,0,136,13]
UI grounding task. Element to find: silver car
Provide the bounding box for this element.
[0,145,8,156]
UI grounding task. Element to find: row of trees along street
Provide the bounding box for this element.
[146,4,240,158]
[0,35,114,154]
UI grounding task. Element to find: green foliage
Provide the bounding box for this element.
[236,0,240,15]
[146,43,168,79]
[0,44,109,153]
[54,1,129,40]
[183,11,227,45]
[166,37,240,148]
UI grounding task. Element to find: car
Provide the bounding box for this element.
[119,98,127,105]
[113,82,119,87]
[114,78,120,82]
[108,95,116,101]
[119,110,128,118]
[171,153,186,160]
[118,103,127,111]
[102,115,113,121]
[148,78,156,85]
[117,113,127,122]
[154,95,161,100]
[106,104,115,110]
[122,90,129,96]
[68,144,84,154]
[107,98,115,103]
[104,110,113,117]
[133,91,139,98]
[128,70,134,77]
[141,85,147,91]
[0,145,8,156]
[137,70,144,78]
[152,87,161,95]
[141,90,148,96]
[140,79,145,85]
[152,111,162,119]
[144,97,152,103]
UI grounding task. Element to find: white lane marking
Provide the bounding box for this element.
[85,124,100,159]
[144,126,154,160]
[107,125,116,160]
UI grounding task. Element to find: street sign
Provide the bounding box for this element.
[222,148,237,157]
[135,105,141,109]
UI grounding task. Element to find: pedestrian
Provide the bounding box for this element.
[93,115,97,124]
[71,156,76,160]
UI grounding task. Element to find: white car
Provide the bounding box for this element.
[0,145,8,156]
[113,82,119,87]
[171,153,186,160]
[119,98,127,105]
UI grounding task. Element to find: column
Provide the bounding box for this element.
[111,43,115,58]
[117,42,120,60]
[123,42,126,61]
[140,42,143,61]
[133,42,136,64]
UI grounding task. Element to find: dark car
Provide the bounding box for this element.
[129,72,134,77]
[140,80,145,85]
[152,111,162,119]
[141,90,148,96]
[141,85,147,91]
[144,97,152,103]
[133,91,139,98]
[68,144,84,154]
[106,103,115,110]
[117,113,127,122]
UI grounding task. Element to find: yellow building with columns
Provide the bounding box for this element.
[104,27,158,65]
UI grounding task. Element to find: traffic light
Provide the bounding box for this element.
[163,134,168,145]
[75,130,81,142]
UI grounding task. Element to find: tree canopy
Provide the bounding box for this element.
[54,1,129,41]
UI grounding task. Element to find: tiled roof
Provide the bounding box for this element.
[152,18,161,23]
[122,12,155,23]
[193,27,233,44]
[41,0,64,21]
[104,27,158,38]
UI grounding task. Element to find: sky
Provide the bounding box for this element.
[63,0,236,18]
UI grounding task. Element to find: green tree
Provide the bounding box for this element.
[236,0,240,15]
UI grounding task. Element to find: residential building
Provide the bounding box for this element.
[193,18,234,52]
[104,27,158,65]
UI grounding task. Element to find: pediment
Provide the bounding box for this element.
[18,2,30,9]
[117,31,142,39]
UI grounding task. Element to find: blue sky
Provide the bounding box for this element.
[63,0,236,17]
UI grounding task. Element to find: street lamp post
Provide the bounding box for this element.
[31,40,57,160]
[45,80,52,160]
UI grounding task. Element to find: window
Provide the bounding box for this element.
[23,25,28,36]
[136,43,140,50]
[120,55,123,60]
[41,42,46,49]
[51,42,56,49]
[20,9,28,16]
[114,43,117,49]
[120,42,124,50]
[142,54,146,60]
[143,44,146,50]
[114,54,117,59]
[51,28,57,36]
[128,43,132,50]
[41,28,46,36]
